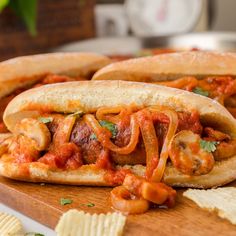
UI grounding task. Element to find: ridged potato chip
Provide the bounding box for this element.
[0,212,24,236]
[55,210,126,236]
[183,187,236,224]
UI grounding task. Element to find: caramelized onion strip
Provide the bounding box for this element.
[215,95,226,105]
[123,174,169,205]
[84,114,140,155]
[135,109,159,179]
[96,106,124,120]
[110,186,149,214]
[226,107,236,118]
[153,76,199,91]
[149,107,178,182]
[96,106,134,124]
[53,116,76,145]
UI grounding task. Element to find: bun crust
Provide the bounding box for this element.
[4,81,236,137]
[0,52,111,100]
[1,154,236,189]
[163,155,236,188]
[2,80,236,188]
[92,51,236,82]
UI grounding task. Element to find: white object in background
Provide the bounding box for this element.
[125,0,203,36]
[0,204,55,236]
[54,37,141,55]
[95,4,129,37]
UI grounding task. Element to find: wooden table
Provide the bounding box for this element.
[0,176,235,236]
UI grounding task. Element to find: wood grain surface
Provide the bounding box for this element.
[0,176,235,236]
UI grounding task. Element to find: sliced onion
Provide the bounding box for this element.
[123,174,173,206]
[135,109,159,179]
[84,114,140,155]
[141,182,168,204]
[96,106,124,120]
[154,76,198,91]
[14,118,51,151]
[53,116,76,145]
[110,186,149,214]
[149,107,178,182]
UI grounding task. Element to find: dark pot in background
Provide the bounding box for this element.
[0,0,95,61]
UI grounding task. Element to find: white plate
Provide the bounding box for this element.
[0,204,55,236]
[53,37,141,55]
[53,33,236,55]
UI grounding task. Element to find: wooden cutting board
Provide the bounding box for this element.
[0,176,235,236]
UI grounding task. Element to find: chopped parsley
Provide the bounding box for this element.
[192,87,209,97]
[25,233,44,236]
[38,117,53,124]
[135,50,153,57]
[90,133,97,140]
[99,120,117,138]
[68,111,84,118]
[90,120,117,140]
[60,198,73,206]
[200,139,219,153]
[81,202,95,207]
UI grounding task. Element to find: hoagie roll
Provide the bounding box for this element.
[0,52,111,134]
[93,51,236,118]
[1,80,236,189]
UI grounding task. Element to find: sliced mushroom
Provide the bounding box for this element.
[204,127,230,141]
[168,130,215,176]
[14,118,51,151]
[8,135,41,161]
[213,139,236,161]
[53,116,76,145]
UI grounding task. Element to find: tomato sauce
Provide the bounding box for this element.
[8,106,205,186]
[177,111,202,134]
[145,157,159,180]
[197,76,236,99]
[95,148,113,169]
[0,123,8,133]
[39,143,83,170]
[0,74,86,132]
[189,142,200,154]
[104,168,132,186]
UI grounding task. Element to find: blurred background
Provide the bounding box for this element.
[1,0,236,61]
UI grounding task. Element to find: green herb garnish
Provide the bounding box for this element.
[0,0,9,12]
[99,120,117,138]
[192,87,209,97]
[81,202,95,207]
[200,139,219,153]
[68,111,84,118]
[89,120,117,140]
[38,117,53,124]
[60,198,73,206]
[90,133,97,140]
[25,233,44,236]
[9,0,38,36]
[135,50,153,57]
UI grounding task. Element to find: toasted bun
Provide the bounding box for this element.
[0,159,110,186]
[1,155,236,189]
[2,80,236,188]
[0,52,111,100]
[92,51,236,82]
[4,80,236,136]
